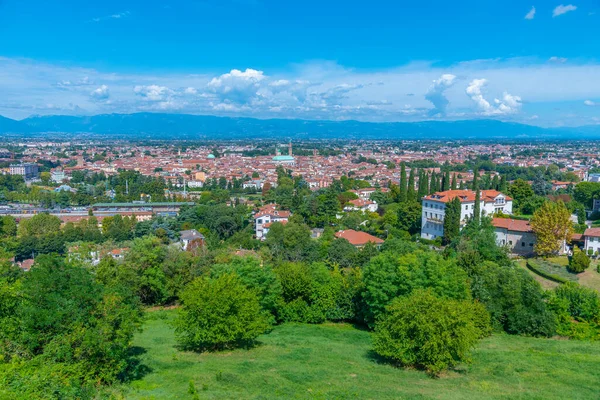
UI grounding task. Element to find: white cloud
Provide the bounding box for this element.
[133,85,173,101]
[425,74,456,116]
[466,79,522,115]
[92,11,130,23]
[525,6,536,20]
[585,100,597,106]
[4,56,600,124]
[207,68,265,103]
[90,85,110,100]
[553,4,577,17]
[549,56,568,63]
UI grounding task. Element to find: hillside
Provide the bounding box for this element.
[107,309,600,399]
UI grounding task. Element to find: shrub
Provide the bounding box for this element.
[552,283,600,323]
[372,289,490,375]
[569,249,591,273]
[174,274,270,352]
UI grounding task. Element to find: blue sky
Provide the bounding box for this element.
[1,0,600,126]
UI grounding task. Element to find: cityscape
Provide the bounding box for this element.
[2,0,600,399]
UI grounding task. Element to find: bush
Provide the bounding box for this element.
[569,249,591,273]
[552,283,600,323]
[372,289,490,375]
[174,274,270,352]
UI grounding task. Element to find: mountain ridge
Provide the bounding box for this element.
[0,112,598,139]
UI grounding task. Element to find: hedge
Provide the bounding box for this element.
[525,260,569,284]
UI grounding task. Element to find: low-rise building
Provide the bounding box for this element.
[254,204,291,240]
[492,218,537,256]
[344,199,378,213]
[334,229,384,248]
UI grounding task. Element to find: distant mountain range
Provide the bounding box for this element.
[0,112,599,140]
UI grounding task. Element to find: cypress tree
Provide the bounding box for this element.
[399,162,407,202]
[418,171,429,199]
[491,175,499,191]
[473,189,481,225]
[430,172,438,193]
[443,197,461,245]
[472,167,480,190]
[499,175,507,192]
[407,168,416,202]
[443,170,451,191]
[451,174,457,190]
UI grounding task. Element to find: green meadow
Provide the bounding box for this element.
[107,309,600,400]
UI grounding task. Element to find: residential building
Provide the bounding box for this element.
[583,228,600,255]
[421,189,513,240]
[492,218,537,256]
[334,229,384,248]
[343,198,378,213]
[51,168,66,183]
[9,162,39,180]
[180,229,206,251]
[254,204,291,240]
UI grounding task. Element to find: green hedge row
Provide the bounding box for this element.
[525,260,569,284]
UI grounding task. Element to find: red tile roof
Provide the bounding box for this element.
[584,228,600,238]
[334,229,384,246]
[492,218,533,233]
[424,189,512,204]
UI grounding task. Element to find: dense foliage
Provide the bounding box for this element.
[174,273,271,351]
[372,289,491,375]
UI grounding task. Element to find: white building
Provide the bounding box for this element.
[344,198,378,213]
[583,228,600,255]
[254,204,291,240]
[421,189,513,240]
[51,169,66,183]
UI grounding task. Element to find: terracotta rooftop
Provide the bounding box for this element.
[424,189,512,204]
[334,229,384,246]
[492,218,533,233]
[584,228,600,238]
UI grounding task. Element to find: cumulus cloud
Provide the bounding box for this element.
[553,4,577,17]
[207,68,265,104]
[90,85,110,100]
[133,85,173,101]
[425,74,456,116]
[585,100,597,106]
[525,6,536,20]
[466,79,522,115]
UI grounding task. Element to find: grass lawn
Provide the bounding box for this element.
[107,310,600,400]
[515,259,559,289]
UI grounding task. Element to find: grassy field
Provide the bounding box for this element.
[107,310,600,400]
[516,256,600,292]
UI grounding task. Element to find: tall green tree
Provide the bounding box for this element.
[399,163,407,203]
[407,168,416,202]
[451,174,457,190]
[442,170,450,191]
[443,197,461,245]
